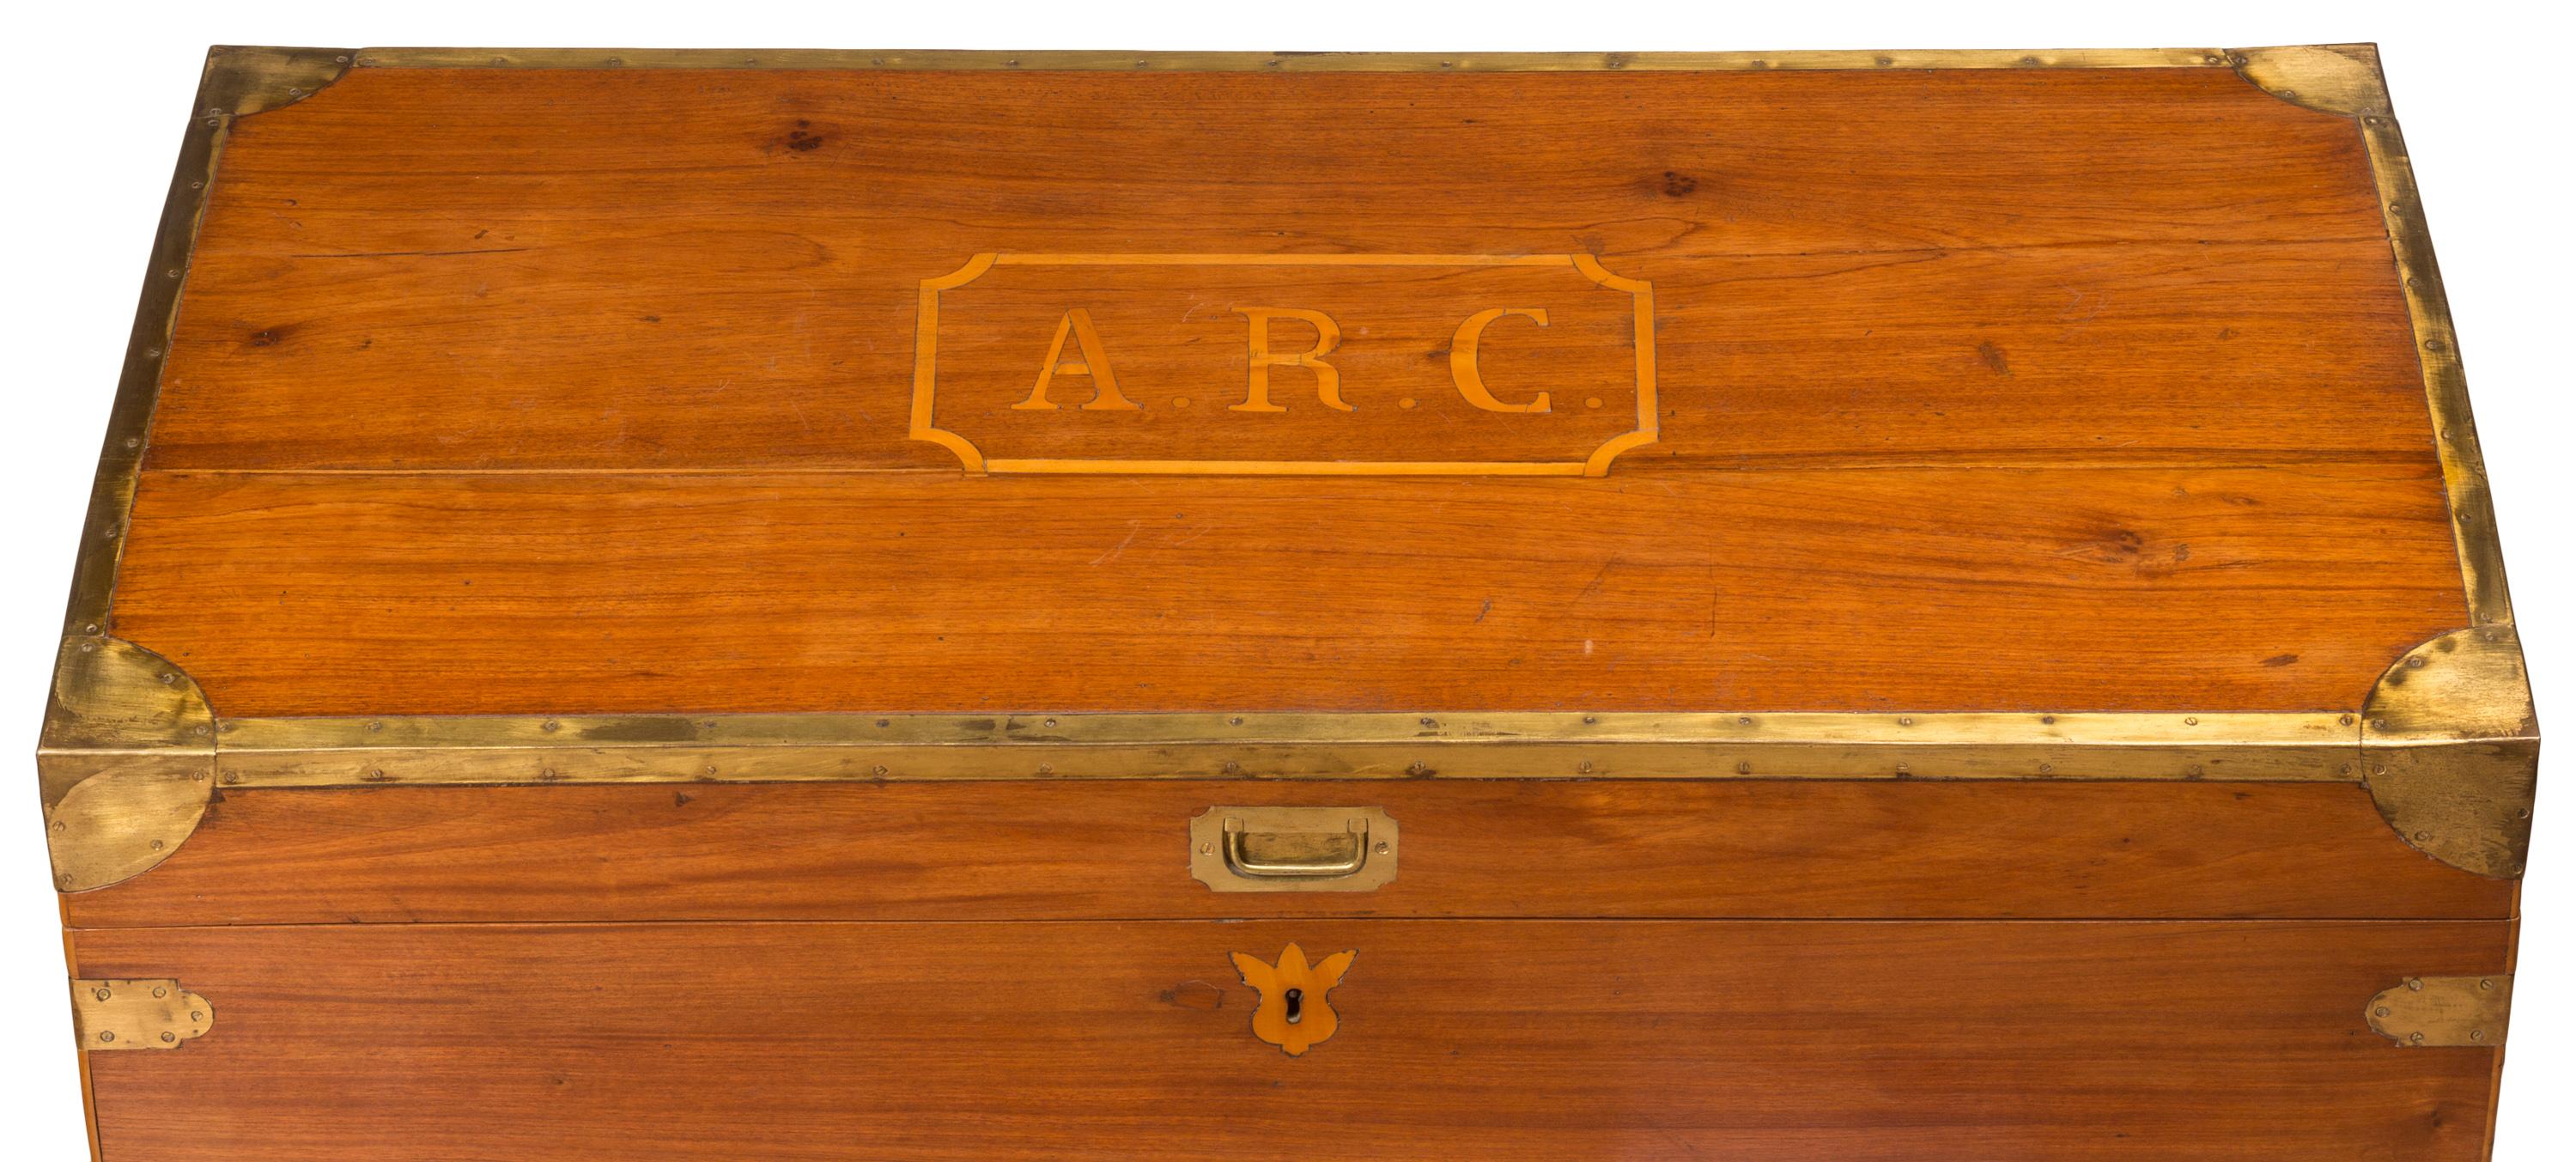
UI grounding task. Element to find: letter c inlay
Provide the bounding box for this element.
[1450,307,1551,413]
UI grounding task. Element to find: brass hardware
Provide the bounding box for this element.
[1230,944,1355,1056]
[1193,807,1397,892]
[71,980,213,1051]
[37,46,345,891]
[39,637,214,892]
[344,46,2228,73]
[56,46,351,641]
[2228,44,2390,116]
[200,46,355,117]
[2362,627,2537,878]
[1224,817,1370,879]
[2324,40,2532,878]
[2364,113,2516,628]
[212,710,2357,789]
[2366,974,2511,1048]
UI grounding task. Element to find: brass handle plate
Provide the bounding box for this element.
[1189,806,1397,892]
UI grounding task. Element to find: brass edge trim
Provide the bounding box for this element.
[2361,627,2538,879]
[342,46,2233,72]
[70,979,213,1052]
[2362,112,2516,626]
[209,710,2359,788]
[53,48,353,639]
[55,46,351,629]
[2227,44,2391,115]
[2366,973,2510,1048]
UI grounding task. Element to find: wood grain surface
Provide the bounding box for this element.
[104,64,2464,718]
[66,779,2511,928]
[112,464,2462,715]
[76,918,2510,1160]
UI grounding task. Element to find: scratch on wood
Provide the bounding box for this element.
[285,246,532,259]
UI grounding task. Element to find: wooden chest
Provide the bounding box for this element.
[41,44,2537,1160]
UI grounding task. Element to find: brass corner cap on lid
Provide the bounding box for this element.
[2229,44,2391,116]
[2361,625,2538,878]
[199,45,356,118]
[39,636,215,892]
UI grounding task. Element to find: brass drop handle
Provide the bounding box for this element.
[1221,816,1370,879]
[1190,806,1396,892]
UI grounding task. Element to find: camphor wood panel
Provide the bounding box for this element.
[150,69,2418,471]
[76,919,2508,1161]
[106,62,2466,719]
[112,463,2464,715]
[66,780,2512,928]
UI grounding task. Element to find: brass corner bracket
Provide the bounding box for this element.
[2367,974,2510,1048]
[2361,626,2538,878]
[72,979,214,1051]
[199,45,356,119]
[39,636,216,893]
[2228,44,2391,116]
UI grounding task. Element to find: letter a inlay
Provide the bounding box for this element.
[1016,308,1137,411]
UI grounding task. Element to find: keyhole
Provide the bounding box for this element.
[1283,988,1304,1025]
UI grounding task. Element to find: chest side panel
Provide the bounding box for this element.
[75,919,2511,1161]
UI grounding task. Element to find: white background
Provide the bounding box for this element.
[2,2,2566,1157]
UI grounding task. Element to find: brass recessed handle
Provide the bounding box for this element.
[1189,806,1397,892]
[1222,816,1370,879]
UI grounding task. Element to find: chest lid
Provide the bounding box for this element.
[41,46,2533,888]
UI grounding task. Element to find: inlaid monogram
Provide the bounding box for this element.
[1230,943,1357,1056]
[911,253,1657,476]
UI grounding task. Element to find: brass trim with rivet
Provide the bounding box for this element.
[2364,110,2517,627]
[2366,974,2512,1048]
[344,46,2239,72]
[213,710,2360,787]
[54,46,349,643]
[70,980,214,1052]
